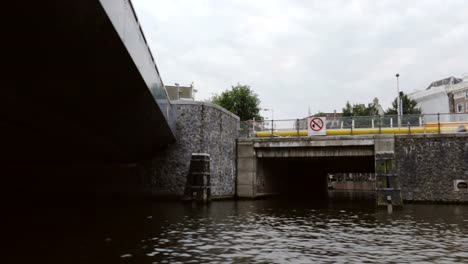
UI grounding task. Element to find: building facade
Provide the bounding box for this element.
[409,75,468,121]
[452,83,468,114]
[165,83,197,101]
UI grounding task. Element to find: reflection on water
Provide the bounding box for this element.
[9,192,468,263]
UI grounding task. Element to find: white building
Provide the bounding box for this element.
[165,82,197,101]
[408,75,468,122]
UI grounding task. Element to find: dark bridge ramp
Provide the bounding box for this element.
[3,0,175,163]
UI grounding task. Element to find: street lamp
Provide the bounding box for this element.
[396,73,401,127]
[263,108,274,131]
[263,108,273,121]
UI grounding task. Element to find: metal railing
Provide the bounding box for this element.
[239,113,468,138]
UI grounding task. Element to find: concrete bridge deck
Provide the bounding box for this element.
[3,0,177,197]
[250,136,376,158]
[4,0,175,163]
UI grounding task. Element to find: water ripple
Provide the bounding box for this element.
[134,201,468,263]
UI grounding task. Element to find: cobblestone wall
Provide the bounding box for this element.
[395,134,468,202]
[143,101,239,198]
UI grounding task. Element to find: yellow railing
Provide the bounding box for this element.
[256,127,444,137]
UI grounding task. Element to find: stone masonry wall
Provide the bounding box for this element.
[395,134,468,202]
[143,101,239,198]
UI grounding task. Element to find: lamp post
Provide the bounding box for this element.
[396,73,401,127]
[263,108,274,130]
[263,108,273,121]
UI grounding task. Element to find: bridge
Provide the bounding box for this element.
[237,133,468,205]
[237,135,401,206]
[4,0,175,163]
[237,116,468,205]
[3,0,176,195]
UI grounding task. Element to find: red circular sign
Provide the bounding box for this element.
[310,117,324,131]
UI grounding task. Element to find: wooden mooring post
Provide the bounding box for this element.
[374,136,403,208]
[184,153,211,203]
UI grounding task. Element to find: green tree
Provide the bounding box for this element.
[211,84,262,121]
[313,111,327,117]
[342,101,378,117]
[342,100,380,128]
[385,93,421,115]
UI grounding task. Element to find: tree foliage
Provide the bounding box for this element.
[211,84,262,121]
[385,92,421,115]
[342,101,379,117]
[313,111,327,117]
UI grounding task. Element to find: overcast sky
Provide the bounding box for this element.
[132,0,468,119]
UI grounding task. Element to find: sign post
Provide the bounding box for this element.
[308,117,326,136]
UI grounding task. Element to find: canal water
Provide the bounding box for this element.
[10,192,468,263]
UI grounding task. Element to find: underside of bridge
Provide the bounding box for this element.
[3,1,175,195]
[256,156,375,198]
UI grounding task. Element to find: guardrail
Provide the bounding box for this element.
[239,113,468,138]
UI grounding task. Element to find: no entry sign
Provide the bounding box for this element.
[308,117,326,136]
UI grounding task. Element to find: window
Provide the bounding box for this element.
[466,102,468,113]
[457,103,464,113]
[466,91,468,100]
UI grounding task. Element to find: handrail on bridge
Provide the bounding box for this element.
[239,113,468,138]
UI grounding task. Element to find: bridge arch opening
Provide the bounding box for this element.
[256,156,375,199]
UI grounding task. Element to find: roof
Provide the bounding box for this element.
[426,76,463,90]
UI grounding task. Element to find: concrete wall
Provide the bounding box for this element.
[143,101,239,198]
[237,141,257,198]
[396,134,468,202]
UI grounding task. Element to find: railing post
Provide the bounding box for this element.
[271,119,274,137]
[296,118,300,137]
[390,118,393,128]
[372,118,375,128]
[379,116,382,134]
[422,114,426,133]
[407,121,411,135]
[437,113,440,134]
[247,117,255,135]
[351,118,354,135]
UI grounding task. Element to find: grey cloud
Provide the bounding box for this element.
[133,0,468,118]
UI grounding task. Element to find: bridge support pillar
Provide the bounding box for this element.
[374,135,403,207]
[237,141,257,198]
